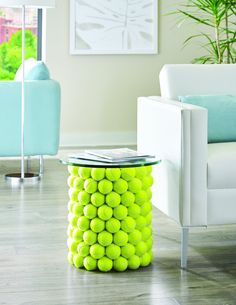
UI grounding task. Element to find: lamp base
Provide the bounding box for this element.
[5,173,41,185]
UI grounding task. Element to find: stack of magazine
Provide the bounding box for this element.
[68,148,155,164]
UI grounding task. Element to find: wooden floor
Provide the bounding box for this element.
[0,159,236,305]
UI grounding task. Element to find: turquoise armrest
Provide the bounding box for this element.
[0,80,61,157]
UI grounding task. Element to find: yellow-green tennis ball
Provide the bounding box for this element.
[68,214,79,227]
[135,241,147,256]
[84,178,98,194]
[98,205,113,221]
[146,188,152,200]
[113,205,128,220]
[106,192,121,208]
[68,188,79,202]
[72,202,84,216]
[146,238,153,251]
[78,191,91,205]
[141,227,152,241]
[128,178,142,193]
[90,243,105,259]
[91,168,105,181]
[68,166,78,176]
[90,218,105,233]
[83,230,97,245]
[73,254,84,269]
[114,230,128,246]
[98,257,113,272]
[98,179,113,195]
[128,255,140,270]
[91,192,105,207]
[127,204,140,218]
[113,179,128,194]
[77,242,90,257]
[121,168,136,181]
[121,191,135,207]
[67,200,75,213]
[106,218,121,233]
[67,225,74,237]
[105,168,121,181]
[83,204,97,219]
[135,216,146,229]
[78,167,91,179]
[73,177,84,191]
[121,217,136,233]
[114,256,128,272]
[98,231,113,246]
[121,243,135,259]
[68,240,79,252]
[106,244,121,260]
[67,175,76,188]
[84,255,97,271]
[146,166,152,174]
[128,230,142,245]
[140,252,151,267]
[146,212,152,226]
[135,190,148,206]
[67,251,74,265]
[140,201,152,216]
[77,216,90,231]
[72,228,84,242]
[142,175,154,189]
[135,167,147,179]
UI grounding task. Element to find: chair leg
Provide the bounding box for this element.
[39,155,44,176]
[181,227,189,269]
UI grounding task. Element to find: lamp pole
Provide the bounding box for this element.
[21,4,25,179]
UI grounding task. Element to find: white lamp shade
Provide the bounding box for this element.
[0,0,55,7]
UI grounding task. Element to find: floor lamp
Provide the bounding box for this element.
[0,0,55,184]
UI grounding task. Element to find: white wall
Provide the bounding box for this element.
[46,0,201,148]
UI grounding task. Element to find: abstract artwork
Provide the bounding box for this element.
[70,0,158,54]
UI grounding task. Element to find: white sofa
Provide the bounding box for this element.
[137,64,236,268]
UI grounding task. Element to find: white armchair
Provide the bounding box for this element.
[137,64,236,268]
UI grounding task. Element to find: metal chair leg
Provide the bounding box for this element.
[39,155,44,176]
[181,227,189,269]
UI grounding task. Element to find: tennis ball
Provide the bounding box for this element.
[68,188,79,202]
[83,230,97,245]
[113,230,128,246]
[135,167,147,179]
[69,214,79,227]
[113,205,128,220]
[135,190,148,206]
[98,257,113,272]
[73,254,84,268]
[106,218,121,233]
[67,251,74,265]
[77,216,90,231]
[114,256,128,272]
[146,212,152,226]
[90,243,105,259]
[140,201,152,216]
[121,243,135,259]
[146,238,153,251]
[121,191,135,207]
[98,231,113,246]
[128,204,141,218]
[68,240,79,252]
[67,200,75,213]
[83,204,97,219]
[121,168,136,181]
[135,216,146,229]
[72,228,84,242]
[77,242,90,257]
[68,166,78,176]
[113,179,128,194]
[141,227,152,241]
[106,244,121,260]
[128,255,140,270]
[67,225,74,237]
[105,168,121,181]
[135,241,147,256]
[121,217,136,233]
[142,175,154,189]
[140,252,151,267]
[91,192,105,207]
[78,167,91,179]
[84,255,97,271]
[91,168,105,181]
[84,178,98,194]
[128,230,142,245]
[98,179,113,195]
[67,175,76,188]
[98,205,113,221]
[78,191,91,205]
[146,188,152,200]
[146,166,152,174]
[128,178,142,193]
[72,202,84,216]
[90,218,105,233]
[73,177,84,191]
[106,192,121,208]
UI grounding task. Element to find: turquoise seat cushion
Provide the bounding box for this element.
[179,95,236,143]
[25,62,50,80]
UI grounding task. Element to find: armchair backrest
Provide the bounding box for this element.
[160,64,236,99]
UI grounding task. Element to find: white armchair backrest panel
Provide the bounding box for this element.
[160,64,236,100]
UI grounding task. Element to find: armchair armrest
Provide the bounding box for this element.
[137,96,208,226]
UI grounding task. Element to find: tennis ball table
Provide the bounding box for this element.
[61,157,160,272]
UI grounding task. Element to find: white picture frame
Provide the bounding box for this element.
[70,0,158,55]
